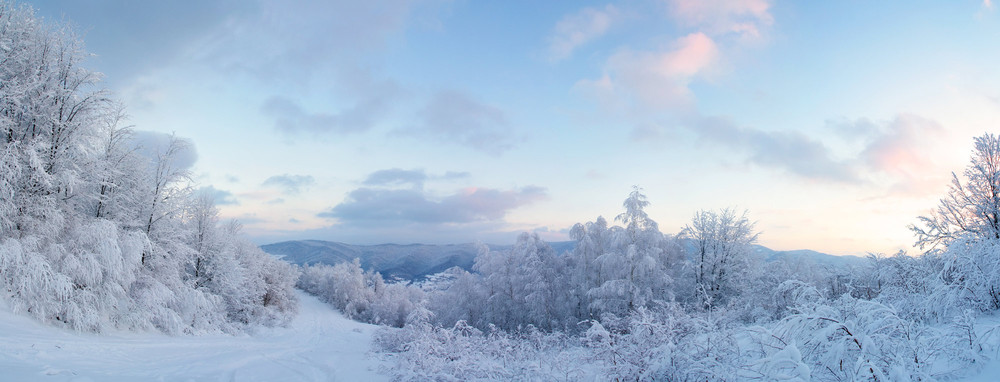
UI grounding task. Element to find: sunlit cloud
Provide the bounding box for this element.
[577,32,719,111]
[856,114,949,196]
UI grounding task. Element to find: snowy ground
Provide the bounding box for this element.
[8,291,1000,382]
[0,291,387,381]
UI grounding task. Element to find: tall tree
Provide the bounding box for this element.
[589,187,671,316]
[912,133,1000,249]
[569,216,610,320]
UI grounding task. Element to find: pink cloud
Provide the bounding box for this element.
[577,32,718,110]
[667,0,773,39]
[859,114,948,195]
[652,32,718,77]
[547,4,621,62]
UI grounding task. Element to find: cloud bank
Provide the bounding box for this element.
[321,186,547,226]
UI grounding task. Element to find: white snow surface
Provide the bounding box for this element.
[0,291,387,381]
[8,288,1000,381]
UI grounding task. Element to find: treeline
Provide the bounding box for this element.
[0,2,298,334]
[300,134,1000,380]
[301,190,832,332]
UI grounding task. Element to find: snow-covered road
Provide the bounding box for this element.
[0,291,387,381]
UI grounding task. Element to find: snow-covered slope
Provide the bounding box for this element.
[0,291,386,381]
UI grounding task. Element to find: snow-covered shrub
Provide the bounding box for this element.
[211,235,300,328]
[930,239,1000,314]
[585,307,684,381]
[374,320,586,381]
[581,303,746,382]
[772,295,936,381]
[742,326,812,381]
[771,280,823,320]
[298,260,424,327]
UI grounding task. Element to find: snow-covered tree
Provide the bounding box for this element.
[517,232,572,330]
[683,208,759,308]
[87,104,143,222]
[569,216,611,320]
[0,1,298,334]
[471,233,572,331]
[912,133,1000,249]
[473,242,525,330]
[428,266,486,328]
[910,134,1000,315]
[588,188,673,318]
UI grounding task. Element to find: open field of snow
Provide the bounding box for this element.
[0,291,386,381]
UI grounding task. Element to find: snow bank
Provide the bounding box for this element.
[0,291,386,381]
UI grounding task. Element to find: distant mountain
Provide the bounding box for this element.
[262,239,860,282]
[750,245,865,268]
[262,240,576,282]
[676,238,864,268]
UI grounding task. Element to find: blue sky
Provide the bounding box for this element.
[26,0,1000,255]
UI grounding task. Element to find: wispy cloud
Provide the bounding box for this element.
[362,168,472,189]
[442,171,471,180]
[657,112,950,188]
[683,114,858,182]
[547,4,621,62]
[31,0,252,86]
[363,168,428,188]
[404,90,519,155]
[259,66,403,136]
[261,174,315,195]
[198,185,239,206]
[666,0,773,39]
[132,130,198,171]
[196,0,430,83]
[260,93,390,136]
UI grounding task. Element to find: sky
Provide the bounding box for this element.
[23,0,1000,255]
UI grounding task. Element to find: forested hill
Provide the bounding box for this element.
[261,240,576,282]
[263,239,860,282]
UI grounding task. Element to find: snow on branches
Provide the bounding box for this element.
[0,1,298,334]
